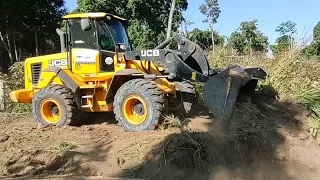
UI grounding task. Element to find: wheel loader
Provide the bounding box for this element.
[9,12,268,132]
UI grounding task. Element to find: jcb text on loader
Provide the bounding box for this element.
[10,12,268,132]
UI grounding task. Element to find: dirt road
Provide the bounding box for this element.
[0,93,319,180]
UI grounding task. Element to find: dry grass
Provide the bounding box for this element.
[207,46,320,144]
[160,114,182,129]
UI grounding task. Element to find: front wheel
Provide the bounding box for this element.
[32,85,81,127]
[113,79,165,132]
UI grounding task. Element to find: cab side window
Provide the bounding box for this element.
[96,21,116,52]
[69,20,97,49]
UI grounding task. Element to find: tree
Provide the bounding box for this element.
[301,42,318,58]
[189,28,224,50]
[167,0,176,39]
[200,0,221,54]
[76,0,188,49]
[313,22,320,54]
[301,22,320,57]
[228,31,246,55]
[228,20,269,55]
[181,17,194,38]
[270,35,293,56]
[275,21,297,49]
[0,0,66,72]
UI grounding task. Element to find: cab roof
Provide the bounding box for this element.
[63,12,127,21]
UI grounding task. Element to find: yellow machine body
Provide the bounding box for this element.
[11,48,176,112]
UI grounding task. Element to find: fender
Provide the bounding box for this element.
[42,67,81,108]
[105,69,141,104]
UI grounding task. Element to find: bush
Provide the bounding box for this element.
[0,62,31,114]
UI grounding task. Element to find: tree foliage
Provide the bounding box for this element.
[302,22,320,57]
[314,22,320,44]
[200,0,221,24]
[270,35,293,56]
[189,28,224,50]
[275,21,297,36]
[0,0,66,72]
[76,0,188,49]
[228,20,269,55]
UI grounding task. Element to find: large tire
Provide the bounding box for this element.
[169,80,197,116]
[113,79,165,132]
[32,85,81,127]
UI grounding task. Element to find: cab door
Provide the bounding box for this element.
[67,19,100,75]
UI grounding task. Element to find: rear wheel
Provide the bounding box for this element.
[113,79,165,132]
[32,85,81,127]
[169,80,197,116]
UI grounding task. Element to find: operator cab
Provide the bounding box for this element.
[57,12,131,72]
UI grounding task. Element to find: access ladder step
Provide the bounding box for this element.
[81,95,94,108]
[81,105,93,108]
[82,95,94,98]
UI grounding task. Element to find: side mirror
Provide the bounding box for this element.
[81,18,91,31]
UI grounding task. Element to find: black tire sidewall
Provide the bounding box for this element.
[172,81,197,115]
[115,89,157,132]
[32,89,68,126]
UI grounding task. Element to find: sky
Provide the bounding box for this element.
[65,0,320,45]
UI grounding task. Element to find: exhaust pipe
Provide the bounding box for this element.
[56,28,67,53]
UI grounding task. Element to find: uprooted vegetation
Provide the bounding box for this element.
[118,93,311,179]
[207,48,320,144]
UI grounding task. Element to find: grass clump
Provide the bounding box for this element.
[297,85,320,142]
[160,114,182,129]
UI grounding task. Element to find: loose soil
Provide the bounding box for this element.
[0,93,319,180]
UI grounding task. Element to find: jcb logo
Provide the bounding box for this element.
[141,50,160,57]
[49,59,67,67]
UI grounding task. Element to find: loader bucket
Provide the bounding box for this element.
[203,65,267,120]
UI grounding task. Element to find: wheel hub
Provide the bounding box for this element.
[51,106,59,116]
[133,103,145,116]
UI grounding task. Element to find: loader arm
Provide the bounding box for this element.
[123,33,268,121]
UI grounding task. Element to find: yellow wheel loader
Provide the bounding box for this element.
[9,12,268,132]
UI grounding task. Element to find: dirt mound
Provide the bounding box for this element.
[0,93,320,180]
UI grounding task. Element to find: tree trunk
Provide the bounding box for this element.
[13,32,19,62]
[0,32,14,64]
[167,0,176,40]
[35,27,39,56]
[250,38,253,57]
[210,25,215,55]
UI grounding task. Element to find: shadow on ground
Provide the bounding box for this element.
[79,112,118,126]
[115,91,306,180]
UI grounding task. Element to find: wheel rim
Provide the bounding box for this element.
[40,98,62,124]
[122,95,148,125]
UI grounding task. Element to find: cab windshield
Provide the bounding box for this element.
[97,20,131,52]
